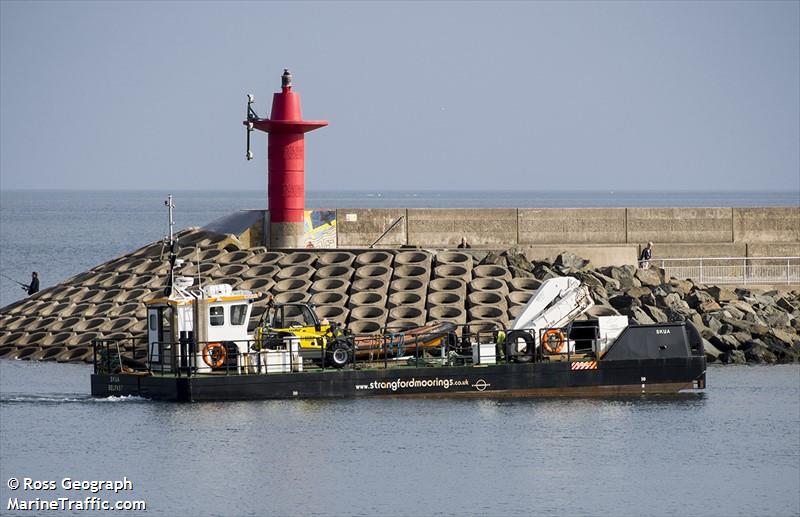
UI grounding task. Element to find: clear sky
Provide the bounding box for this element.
[1,1,798,194]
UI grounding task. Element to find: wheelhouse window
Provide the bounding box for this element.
[148,313,157,331]
[230,304,247,326]
[209,306,224,326]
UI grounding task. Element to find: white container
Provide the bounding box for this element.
[595,315,629,355]
[259,350,291,374]
[472,343,496,365]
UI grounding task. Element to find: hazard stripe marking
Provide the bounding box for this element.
[571,361,597,370]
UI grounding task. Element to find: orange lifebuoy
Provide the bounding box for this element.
[542,329,566,354]
[202,342,226,368]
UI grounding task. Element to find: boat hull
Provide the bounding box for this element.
[91,356,706,402]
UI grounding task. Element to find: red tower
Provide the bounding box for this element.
[245,69,328,247]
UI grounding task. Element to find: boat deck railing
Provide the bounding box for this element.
[92,324,598,377]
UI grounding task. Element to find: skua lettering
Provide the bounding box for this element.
[656,329,671,335]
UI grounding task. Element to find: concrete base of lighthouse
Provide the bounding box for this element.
[269,221,304,248]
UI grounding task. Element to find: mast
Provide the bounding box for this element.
[164,195,178,296]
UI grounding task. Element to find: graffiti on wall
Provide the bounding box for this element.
[303,209,336,248]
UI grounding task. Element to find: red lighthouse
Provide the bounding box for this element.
[245,69,328,247]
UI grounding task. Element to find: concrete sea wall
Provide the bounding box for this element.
[335,206,800,264]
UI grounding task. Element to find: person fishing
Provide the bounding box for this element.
[1,271,39,295]
[25,271,39,295]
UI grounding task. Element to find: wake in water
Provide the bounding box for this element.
[0,393,147,404]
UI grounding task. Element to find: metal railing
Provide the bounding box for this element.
[91,323,600,377]
[657,256,800,285]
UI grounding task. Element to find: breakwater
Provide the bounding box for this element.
[214,206,800,266]
[0,226,797,365]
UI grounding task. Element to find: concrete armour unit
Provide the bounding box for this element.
[310,291,348,307]
[351,278,388,294]
[349,291,387,309]
[355,251,394,268]
[311,278,350,294]
[278,252,317,267]
[317,252,356,267]
[387,291,424,309]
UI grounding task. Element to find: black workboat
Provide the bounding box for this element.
[91,320,706,402]
[90,199,706,402]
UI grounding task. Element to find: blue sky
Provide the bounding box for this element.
[1,1,798,193]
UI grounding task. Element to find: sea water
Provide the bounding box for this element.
[1,189,799,516]
[0,361,798,516]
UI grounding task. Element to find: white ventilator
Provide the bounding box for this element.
[510,277,594,347]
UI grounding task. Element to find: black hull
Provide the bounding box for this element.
[91,357,706,402]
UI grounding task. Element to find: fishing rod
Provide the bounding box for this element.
[0,272,28,288]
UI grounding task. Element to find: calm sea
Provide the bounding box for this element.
[0,361,798,516]
[1,189,799,516]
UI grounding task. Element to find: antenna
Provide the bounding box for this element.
[165,194,175,243]
[163,194,178,296]
[246,94,258,160]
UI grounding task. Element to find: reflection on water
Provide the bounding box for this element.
[0,360,798,517]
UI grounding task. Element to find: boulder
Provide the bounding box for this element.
[589,271,620,291]
[609,295,641,312]
[634,267,662,287]
[626,286,653,300]
[769,329,798,348]
[608,265,641,290]
[505,251,534,274]
[628,307,655,325]
[742,312,769,327]
[763,309,792,329]
[707,286,737,303]
[669,279,694,297]
[702,338,722,361]
[481,252,508,268]
[575,272,603,291]
[729,300,757,316]
[721,305,746,320]
[776,296,799,312]
[590,285,610,306]
[720,350,746,365]
[709,334,740,352]
[760,334,799,363]
[744,293,778,309]
[553,251,590,271]
[642,304,669,323]
[532,263,560,281]
[720,317,769,337]
[701,313,723,334]
[687,290,715,309]
[689,313,706,329]
[509,266,535,279]
[740,339,778,364]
